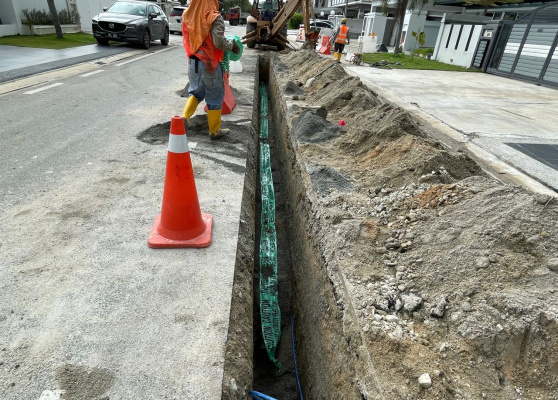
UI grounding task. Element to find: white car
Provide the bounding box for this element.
[169,5,188,34]
[310,19,335,33]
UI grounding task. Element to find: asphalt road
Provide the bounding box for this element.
[1,37,185,209]
[0,26,254,399]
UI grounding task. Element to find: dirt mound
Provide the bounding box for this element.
[274,50,558,399]
[293,110,343,143]
[307,163,354,195]
[340,104,426,153]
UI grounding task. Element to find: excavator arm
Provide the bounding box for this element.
[242,0,317,49]
[269,0,302,37]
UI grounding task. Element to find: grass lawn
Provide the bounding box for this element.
[0,33,97,49]
[362,52,480,72]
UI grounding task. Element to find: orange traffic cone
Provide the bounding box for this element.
[204,71,236,115]
[319,35,332,55]
[148,116,213,248]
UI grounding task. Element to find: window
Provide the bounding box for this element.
[171,7,187,16]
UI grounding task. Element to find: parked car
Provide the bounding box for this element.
[309,19,335,34]
[92,0,169,49]
[169,5,188,34]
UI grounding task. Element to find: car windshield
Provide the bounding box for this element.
[108,1,146,16]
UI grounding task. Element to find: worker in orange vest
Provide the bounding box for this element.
[332,18,349,63]
[181,0,240,139]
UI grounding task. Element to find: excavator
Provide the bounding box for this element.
[242,0,318,50]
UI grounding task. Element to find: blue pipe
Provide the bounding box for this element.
[291,315,304,400]
[249,390,279,400]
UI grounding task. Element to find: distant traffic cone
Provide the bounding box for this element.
[204,71,236,115]
[148,116,213,248]
[296,24,305,42]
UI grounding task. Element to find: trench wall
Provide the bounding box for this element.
[267,57,365,399]
[220,58,260,400]
[222,55,377,399]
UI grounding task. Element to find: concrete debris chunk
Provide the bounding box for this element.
[385,314,399,322]
[418,373,432,389]
[402,293,423,313]
[548,258,558,272]
[476,257,490,269]
[430,297,448,318]
[535,194,552,205]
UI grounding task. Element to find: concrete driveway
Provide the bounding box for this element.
[346,66,558,194]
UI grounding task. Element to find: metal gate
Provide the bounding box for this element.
[486,1,558,87]
[472,38,490,68]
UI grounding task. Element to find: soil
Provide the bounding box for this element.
[271,50,558,399]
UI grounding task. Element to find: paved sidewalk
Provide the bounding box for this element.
[0,44,134,83]
[0,26,255,399]
[346,65,558,195]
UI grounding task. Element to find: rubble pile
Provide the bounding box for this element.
[275,50,558,399]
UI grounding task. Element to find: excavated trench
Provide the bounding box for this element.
[221,50,558,400]
[221,55,364,400]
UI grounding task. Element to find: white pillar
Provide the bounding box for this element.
[370,12,388,45]
[402,10,427,52]
[433,13,446,60]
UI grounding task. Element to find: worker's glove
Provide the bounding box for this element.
[231,40,240,55]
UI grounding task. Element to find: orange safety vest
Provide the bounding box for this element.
[335,25,348,44]
[182,25,224,73]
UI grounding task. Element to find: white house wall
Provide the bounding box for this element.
[401,10,426,51]
[77,0,113,32]
[0,0,19,36]
[435,23,483,67]
[363,12,391,45]
[423,20,441,48]
[0,0,17,24]
[17,0,69,14]
[1,0,76,36]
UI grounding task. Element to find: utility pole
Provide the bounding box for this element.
[344,0,348,17]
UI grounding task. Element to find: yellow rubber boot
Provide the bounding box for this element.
[333,51,338,61]
[182,96,199,123]
[207,109,223,139]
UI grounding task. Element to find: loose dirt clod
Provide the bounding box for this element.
[293,110,343,143]
[270,50,558,399]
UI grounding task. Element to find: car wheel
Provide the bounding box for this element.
[231,19,238,26]
[141,29,150,49]
[246,23,256,48]
[161,28,169,46]
[96,38,109,46]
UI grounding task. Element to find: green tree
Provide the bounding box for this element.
[288,13,303,29]
[410,28,425,60]
[462,0,523,16]
[46,0,63,39]
[380,0,428,54]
